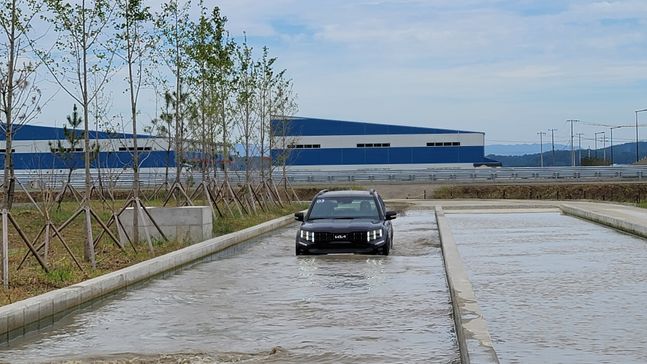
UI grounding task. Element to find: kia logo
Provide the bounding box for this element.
[334,234,347,240]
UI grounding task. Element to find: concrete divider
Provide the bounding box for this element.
[560,203,647,239]
[435,206,499,364]
[0,212,297,343]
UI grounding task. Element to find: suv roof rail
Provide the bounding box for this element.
[316,189,328,196]
[369,188,376,195]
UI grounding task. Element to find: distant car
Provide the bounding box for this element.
[294,189,396,256]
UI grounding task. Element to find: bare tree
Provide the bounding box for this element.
[115,0,159,253]
[0,0,45,287]
[156,0,192,204]
[234,36,259,210]
[38,0,117,267]
[271,76,299,202]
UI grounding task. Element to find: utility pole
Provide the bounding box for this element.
[602,132,607,162]
[576,133,584,166]
[538,131,546,167]
[548,128,557,166]
[636,109,647,163]
[594,131,604,160]
[567,119,579,166]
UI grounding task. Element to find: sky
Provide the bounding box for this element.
[33,0,647,149]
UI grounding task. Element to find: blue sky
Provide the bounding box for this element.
[33,0,647,149]
[214,0,647,148]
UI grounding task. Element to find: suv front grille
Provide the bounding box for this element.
[314,231,366,243]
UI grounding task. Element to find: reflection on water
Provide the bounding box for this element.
[448,212,647,364]
[0,210,458,364]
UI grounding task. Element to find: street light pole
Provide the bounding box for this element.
[576,133,584,166]
[548,128,557,166]
[567,119,579,166]
[609,126,623,165]
[636,109,647,163]
[538,131,546,167]
[594,131,604,160]
[602,131,607,161]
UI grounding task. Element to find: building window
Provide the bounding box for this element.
[287,144,320,149]
[119,146,152,151]
[56,147,84,153]
[427,142,460,147]
[357,143,390,148]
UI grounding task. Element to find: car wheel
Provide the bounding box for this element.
[296,246,304,256]
[379,241,390,256]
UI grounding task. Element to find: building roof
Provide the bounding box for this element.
[0,124,150,141]
[270,116,481,136]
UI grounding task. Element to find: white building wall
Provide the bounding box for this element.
[276,132,484,148]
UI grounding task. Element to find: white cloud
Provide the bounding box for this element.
[30,0,647,143]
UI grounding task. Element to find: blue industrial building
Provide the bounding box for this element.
[0,124,173,170]
[270,117,500,169]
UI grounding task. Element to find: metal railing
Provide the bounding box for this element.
[2,165,647,190]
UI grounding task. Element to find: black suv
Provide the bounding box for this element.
[294,190,396,256]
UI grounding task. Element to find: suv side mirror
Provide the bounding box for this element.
[385,211,397,220]
[294,212,304,221]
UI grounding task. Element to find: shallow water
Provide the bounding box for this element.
[0,209,458,364]
[448,212,647,364]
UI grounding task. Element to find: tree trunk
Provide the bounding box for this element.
[81,0,96,267]
[174,10,182,199]
[126,9,141,248]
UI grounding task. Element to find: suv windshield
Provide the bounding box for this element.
[308,196,380,220]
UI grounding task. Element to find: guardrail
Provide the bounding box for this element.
[281,166,647,184]
[2,166,647,189]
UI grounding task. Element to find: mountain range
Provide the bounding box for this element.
[486,142,647,167]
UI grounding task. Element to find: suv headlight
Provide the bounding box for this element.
[367,229,383,242]
[300,229,315,243]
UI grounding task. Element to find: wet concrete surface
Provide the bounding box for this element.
[0,209,458,363]
[447,212,647,364]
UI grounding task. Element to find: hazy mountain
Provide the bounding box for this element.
[485,143,569,156]
[486,142,647,167]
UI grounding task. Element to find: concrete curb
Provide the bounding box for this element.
[0,213,297,343]
[435,206,499,364]
[560,204,647,239]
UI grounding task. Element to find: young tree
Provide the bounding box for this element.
[234,36,259,209]
[185,3,222,183]
[148,91,175,185]
[0,0,44,287]
[39,0,116,266]
[271,75,298,200]
[49,104,83,193]
[255,47,278,185]
[156,0,192,199]
[115,0,157,252]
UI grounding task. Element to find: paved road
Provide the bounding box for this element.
[0,209,458,363]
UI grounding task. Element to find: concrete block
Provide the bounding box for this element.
[119,206,213,244]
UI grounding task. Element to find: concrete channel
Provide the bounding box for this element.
[1,199,647,363]
[0,208,459,363]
